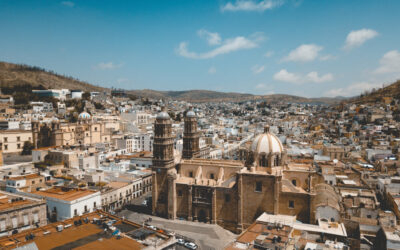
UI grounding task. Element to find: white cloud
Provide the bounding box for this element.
[374,50,400,74]
[94,62,123,70]
[274,69,333,84]
[177,32,264,59]
[274,69,301,83]
[208,67,217,74]
[264,51,274,57]
[306,71,333,83]
[197,29,221,46]
[61,1,75,7]
[343,28,378,50]
[221,0,284,12]
[324,81,383,97]
[319,54,334,61]
[252,65,265,74]
[282,44,323,62]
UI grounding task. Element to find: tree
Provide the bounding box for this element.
[21,141,34,155]
[82,92,91,100]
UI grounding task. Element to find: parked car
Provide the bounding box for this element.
[177,238,185,245]
[184,242,198,249]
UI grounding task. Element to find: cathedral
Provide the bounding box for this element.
[152,107,340,233]
[32,112,112,149]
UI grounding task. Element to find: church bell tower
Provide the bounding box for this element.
[182,107,200,159]
[152,106,176,218]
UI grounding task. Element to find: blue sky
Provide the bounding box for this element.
[1,0,400,97]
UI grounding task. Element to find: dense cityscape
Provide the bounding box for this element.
[0,85,399,249]
[1,0,400,249]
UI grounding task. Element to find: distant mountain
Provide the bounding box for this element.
[0,61,344,104]
[346,80,400,104]
[128,89,344,104]
[0,62,105,92]
[127,89,257,102]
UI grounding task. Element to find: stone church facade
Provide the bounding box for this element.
[152,108,339,233]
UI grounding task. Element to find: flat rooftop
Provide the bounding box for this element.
[32,187,98,201]
[0,211,172,250]
[0,192,44,212]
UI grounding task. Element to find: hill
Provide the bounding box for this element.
[346,80,400,104]
[0,62,105,92]
[0,61,344,104]
[128,89,343,104]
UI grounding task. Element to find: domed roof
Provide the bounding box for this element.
[251,126,283,155]
[78,111,91,119]
[156,106,170,120]
[186,107,196,118]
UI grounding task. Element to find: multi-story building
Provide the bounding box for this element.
[6,173,46,193]
[28,187,101,221]
[0,130,33,154]
[0,191,47,237]
[100,180,142,212]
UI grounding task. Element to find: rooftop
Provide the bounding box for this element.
[0,211,172,249]
[0,192,44,212]
[32,187,99,201]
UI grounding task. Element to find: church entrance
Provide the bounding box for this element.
[198,209,207,223]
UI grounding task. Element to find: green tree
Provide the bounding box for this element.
[21,141,34,155]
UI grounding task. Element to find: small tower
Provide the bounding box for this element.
[182,107,200,159]
[152,106,176,218]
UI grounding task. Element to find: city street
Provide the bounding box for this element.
[118,209,237,250]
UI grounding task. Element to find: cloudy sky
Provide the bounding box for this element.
[1,0,400,97]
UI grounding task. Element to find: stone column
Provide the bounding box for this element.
[211,188,217,224]
[188,186,193,221]
[274,175,281,214]
[152,172,157,215]
[167,171,177,220]
[236,174,243,233]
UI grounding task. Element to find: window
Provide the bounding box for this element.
[189,171,193,178]
[94,202,97,208]
[178,190,183,197]
[17,144,21,149]
[225,194,231,202]
[4,145,7,150]
[210,173,215,179]
[291,179,297,186]
[289,200,294,208]
[74,209,78,216]
[17,136,20,142]
[4,137,7,143]
[84,205,88,212]
[255,181,262,192]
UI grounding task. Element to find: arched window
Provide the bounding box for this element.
[274,156,280,166]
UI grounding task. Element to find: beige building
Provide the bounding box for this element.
[0,191,47,237]
[32,112,115,149]
[101,180,142,212]
[0,130,33,154]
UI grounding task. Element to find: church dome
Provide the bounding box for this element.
[156,106,170,120]
[186,107,196,118]
[78,111,91,120]
[251,126,283,155]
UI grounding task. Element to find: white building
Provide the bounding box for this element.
[28,187,101,221]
